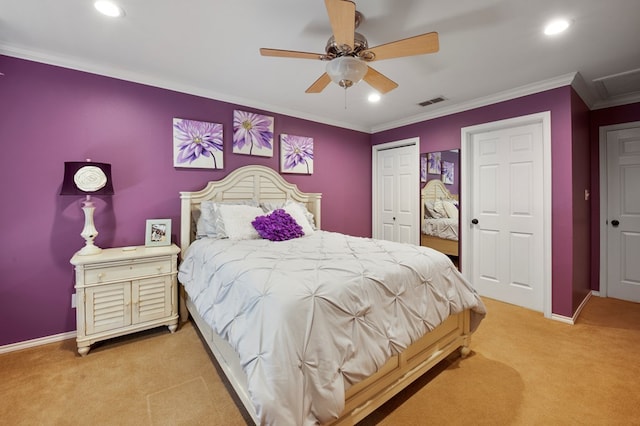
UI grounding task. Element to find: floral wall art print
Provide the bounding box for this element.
[442,161,454,184]
[420,154,427,183]
[233,110,274,157]
[280,134,314,174]
[173,118,223,169]
[427,151,441,174]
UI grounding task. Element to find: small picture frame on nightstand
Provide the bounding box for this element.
[145,219,172,247]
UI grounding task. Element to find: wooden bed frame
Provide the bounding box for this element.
[420,179,459,257]
[179,165,473,425]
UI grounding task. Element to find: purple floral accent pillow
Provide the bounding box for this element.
[252,209,305,241]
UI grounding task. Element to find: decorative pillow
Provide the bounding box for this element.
[261,200,317,231]
[215,204,264,240]
[426,200,445,219]
[282,200,315,235]
[433,199,448,218]
[424,202,434,218]
[197,200,258,238]
[442,200,459,221]
[252,209,304,241]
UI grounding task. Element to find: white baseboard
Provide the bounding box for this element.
[550,291,594,325]
[0,331,76,355]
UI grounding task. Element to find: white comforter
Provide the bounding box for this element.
[179,231,485,425]
[422,217,459,241]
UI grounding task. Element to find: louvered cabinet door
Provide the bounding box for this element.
[85,282,132,334]
[132,276,174,324]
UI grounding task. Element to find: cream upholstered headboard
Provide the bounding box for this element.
[179,165,322,257]
[420,179,458,220]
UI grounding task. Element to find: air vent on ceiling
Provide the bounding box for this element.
[418,96,446,107]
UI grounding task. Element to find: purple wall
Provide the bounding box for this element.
[0,55,371,346]
[372,87,578,317]
[570,91,592,312]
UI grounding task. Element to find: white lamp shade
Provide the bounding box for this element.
[325,56,368,88]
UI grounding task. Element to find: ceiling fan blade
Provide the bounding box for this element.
[363,66,398,94]
[306,73,332,93]
[364,32,439,61]
[325,0,355,50]
[260,48,324,60]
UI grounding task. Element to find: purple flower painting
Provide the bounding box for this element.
[173,118,223,169]
[420,154,427,182]
[280,134,314,174]
[427,151,441,174]
[233,110,274,157]
[442,161,454,184]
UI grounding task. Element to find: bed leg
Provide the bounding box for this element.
[460,345,471,358]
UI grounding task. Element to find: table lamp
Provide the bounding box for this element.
[61,160,114,255]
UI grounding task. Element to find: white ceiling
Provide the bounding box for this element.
[1,0,639,133]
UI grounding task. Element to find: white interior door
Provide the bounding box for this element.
[463,114,549,313]
[373,139,419,244]
[605,125,640,302]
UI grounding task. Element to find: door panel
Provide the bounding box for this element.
[471,122,544,311]
[607,126,640,302]
[376,143,418,244]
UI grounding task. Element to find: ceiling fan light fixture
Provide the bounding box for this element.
[326,56,368,89]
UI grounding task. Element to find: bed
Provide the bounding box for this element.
[420,179,459,257]
[178,165,485,425]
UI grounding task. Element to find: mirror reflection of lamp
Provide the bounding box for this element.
[60,159,114,255]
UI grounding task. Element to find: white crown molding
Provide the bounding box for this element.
[3,44,637,135]
[371,73,579,133]
[0,44,369,133]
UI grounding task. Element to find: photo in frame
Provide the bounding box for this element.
[280,134,314,174]
[232,110,274,157]
[173,118,223,169]
[420,154,427,182]
[145,219,172,247]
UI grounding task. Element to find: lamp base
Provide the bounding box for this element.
[77,196,103,256]
[77,243,103,256]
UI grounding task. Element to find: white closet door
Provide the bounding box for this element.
[606,125,640,302]
[374,140,419,245]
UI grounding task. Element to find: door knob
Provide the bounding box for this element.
[471,218,479,225]
[611,219,620,227]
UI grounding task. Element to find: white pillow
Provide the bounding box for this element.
[198,200,259,238]
[430,199,447,219]
[282,200,315,236]
[216,204,264,240]
[442,200,459,221]
[262,200,317,230]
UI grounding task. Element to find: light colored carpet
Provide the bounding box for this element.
[1,296,638,425]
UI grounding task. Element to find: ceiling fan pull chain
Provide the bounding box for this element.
[344,87,348,109]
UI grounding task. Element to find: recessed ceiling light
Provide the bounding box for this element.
[544,18,570,36]
[368,93,381,103]
[94,1,125,17]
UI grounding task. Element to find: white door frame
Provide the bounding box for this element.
[598,120,640,298]
[461,111,552,318]
[372,137,420,243]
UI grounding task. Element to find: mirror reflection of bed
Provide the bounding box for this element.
[421,179,459,253]
[420,150,459,265]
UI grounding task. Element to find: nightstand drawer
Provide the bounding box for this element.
[84,259,170,284]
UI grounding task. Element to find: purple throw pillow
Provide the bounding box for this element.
[252,209,305,241]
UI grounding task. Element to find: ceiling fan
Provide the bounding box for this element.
[259,0,439,94]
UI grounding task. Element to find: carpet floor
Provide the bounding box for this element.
[1,296,638,425]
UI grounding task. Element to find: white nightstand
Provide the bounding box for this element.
[71,244,181,356]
